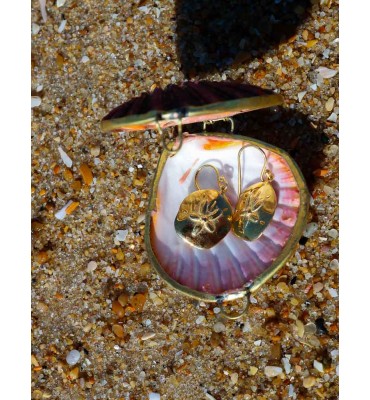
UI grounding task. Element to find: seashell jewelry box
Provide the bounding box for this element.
[101,81,309,319]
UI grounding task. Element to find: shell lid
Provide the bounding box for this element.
[101,80,284,133]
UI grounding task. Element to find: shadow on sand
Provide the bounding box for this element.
[175,0,312,77]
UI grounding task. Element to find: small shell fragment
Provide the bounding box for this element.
[57,0,66,7]
[39,0,47,22]
[91,146,100,156]
[303,222,318,238]
[141,332,156,341]
[303,376,316,388]
[66,350,80,366]
[112,324,124,338]
[325,97,335,112]
[296,320,305,338]
[323,185,334,195]
[58,20,67,33]
[32,96,42,108]
[58,146,73,168]
[325,144,339,158]
[298,91,307,102]
[32,23,40,35]
[327,113,338,122]
[31,354,40,367]
[66,201,79,215]
[282,357,291,374]
[314,360,324,372]
[316,67,338,79]
[115,230,128,242]
[328,228,338,239]
[304,322,317,335]
[264,366,282,378]
[213,322,226,333]
[230,372,238,384]
[313,282,324,293]
[149,292,163,305]
[196,316,206,325]
[79,164,93,185]
[87,261,98,272]
[55,200,73,220]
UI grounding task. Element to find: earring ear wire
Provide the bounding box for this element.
[237,144,274,195]
[194,164,228,194]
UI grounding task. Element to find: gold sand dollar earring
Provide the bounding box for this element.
[232,145,277,241]
[174,164,233,249]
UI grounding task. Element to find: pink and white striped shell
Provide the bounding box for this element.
[147,134,308,298]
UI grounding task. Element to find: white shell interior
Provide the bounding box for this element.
[150,134,301,295]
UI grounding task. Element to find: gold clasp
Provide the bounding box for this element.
[216,288,251,320]
[203,117,234,133]
[155,118,183,155]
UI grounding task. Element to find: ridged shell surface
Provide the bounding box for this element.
[150,135,302,295]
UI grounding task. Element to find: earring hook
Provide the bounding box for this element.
[237,144,273,195]
[194,164,227,194]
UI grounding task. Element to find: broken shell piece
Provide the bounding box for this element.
[316,67,338,79]
[55,200,73,220]
[31,96,42,108]
[79,164,93,185]
[39,0,47,22]
[66,201,79,215]
[141,332,156,341]
[58,146,73,168]
[115,230,128,242]
[264,366,283,378]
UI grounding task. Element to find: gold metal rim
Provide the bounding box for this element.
[144,132,310,303]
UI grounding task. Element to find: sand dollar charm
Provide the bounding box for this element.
[232,180,277,240]
[174,164,232,249]
[232,145,277,241]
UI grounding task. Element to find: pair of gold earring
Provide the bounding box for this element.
[174,145,277,249]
